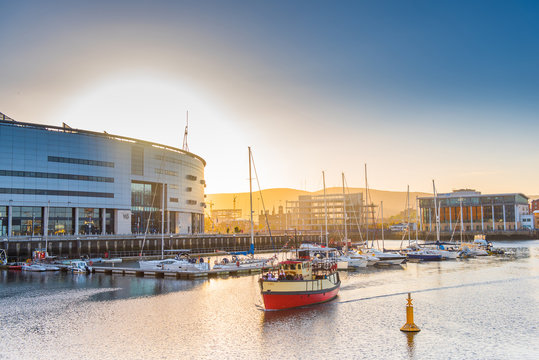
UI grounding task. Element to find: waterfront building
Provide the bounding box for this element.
[418,189,529,232]
[0,114,205,237]
[286,193,364,235]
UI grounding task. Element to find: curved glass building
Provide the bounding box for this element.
[0,115,205,237]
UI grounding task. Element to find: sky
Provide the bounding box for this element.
[1,0,538,195]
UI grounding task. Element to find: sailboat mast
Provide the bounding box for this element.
[342,172,347,251]
[407,185,411,245]
[381,201,384,251]
[161,183,164,260]
[432,180,440,242]
[364,163,368,246]
[249,147,254,252]
[459,197,463,244]
[323,171,328,248]
[415,196,419,242]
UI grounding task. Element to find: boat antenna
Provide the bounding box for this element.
[182,110,189,152]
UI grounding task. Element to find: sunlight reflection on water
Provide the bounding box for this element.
[1,240,538,359]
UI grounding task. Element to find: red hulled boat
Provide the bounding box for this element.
[259,259,340,310]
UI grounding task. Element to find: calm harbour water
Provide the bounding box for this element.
[1,240,538,360]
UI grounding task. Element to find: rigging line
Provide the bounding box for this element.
[250,150,275,252]
[140,149,167,258]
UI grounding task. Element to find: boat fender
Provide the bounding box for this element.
[236,261,240,267]
[89,261,93,266]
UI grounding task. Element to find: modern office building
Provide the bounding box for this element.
[418,189,529,232]
[0,114,206,237]
[286,193,364,234]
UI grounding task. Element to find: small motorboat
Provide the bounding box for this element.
[69,260,92,273]
[21,263,47,272]
[406,249,443,261]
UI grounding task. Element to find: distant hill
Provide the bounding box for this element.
[206,187,431,219]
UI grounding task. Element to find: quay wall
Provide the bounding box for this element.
[1,233,320,260]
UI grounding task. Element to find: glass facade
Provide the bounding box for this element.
[131,182,166,234]
[0,206,7,236]
[78,208,101,235]
[48,207,74,235]
[12,206,42,236]
[420,193,528,231]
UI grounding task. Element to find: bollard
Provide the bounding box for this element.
[400,292,420,332]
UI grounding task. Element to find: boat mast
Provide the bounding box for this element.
[407,185,411,246]
[432,180,440,242]
[381,201,384,251]
[249,147,254,253]
[459,197,464,244]
[364,163,368,247]
[342,172,347,252]
[323,171,328,248]
[415,196,419,242]
[161,183,164,260]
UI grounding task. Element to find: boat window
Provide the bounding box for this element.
[297,264,302,270]
[290,264,296,270]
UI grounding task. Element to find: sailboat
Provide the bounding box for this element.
[335,172,368,269]
[259,171,341,310]
[213,147,271,270]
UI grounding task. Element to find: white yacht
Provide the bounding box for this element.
[139,258,210,272]
[363,248,406,265]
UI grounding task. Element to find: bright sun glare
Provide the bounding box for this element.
[47,72,249,193]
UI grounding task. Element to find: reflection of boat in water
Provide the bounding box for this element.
[259,259,340,310]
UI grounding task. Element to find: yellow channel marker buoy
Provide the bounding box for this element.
[400,292,421,332]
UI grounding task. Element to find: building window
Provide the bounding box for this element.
[170,197,178,203]
[155,168,178,177]
[131,146,144,176]
[131,181,165,234]
[0,188,114,198]
[78,208,101,235]
[187,200,197,205]
[0,206,7,236]
[48,156,114,168]
[11,206,42,236]
[0,169,114,183]
[48,207,74,235]
[186,187,192,192]
[186,175,197,181]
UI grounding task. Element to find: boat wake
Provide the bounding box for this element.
[337,276,539,304]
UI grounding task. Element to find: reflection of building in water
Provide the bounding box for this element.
[419,189,530,232]
[286,193,364,235]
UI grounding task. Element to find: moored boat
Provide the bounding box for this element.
[259,259,341,310]
[406,249,443,261]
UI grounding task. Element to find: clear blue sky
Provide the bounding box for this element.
[1,0,538,195]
